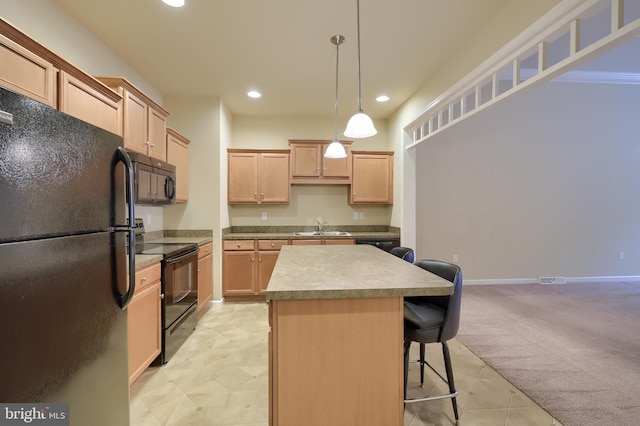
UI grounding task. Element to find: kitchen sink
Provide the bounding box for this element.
[293,231,351,236]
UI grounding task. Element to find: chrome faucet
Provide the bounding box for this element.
[316,217,327,232]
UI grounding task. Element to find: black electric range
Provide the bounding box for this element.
[129,218,200,364]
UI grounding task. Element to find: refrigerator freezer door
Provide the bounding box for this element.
[0,232,130,425]
[0,87,126,243]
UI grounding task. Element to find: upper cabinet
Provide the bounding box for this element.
[95,77,169,161]
[289,139,352,184]
[166,128,190,203]
[228,149,290,204]
[58,71,121,135]
[0,19,122,133]
[349,151,394,204]
[0,32,56,108]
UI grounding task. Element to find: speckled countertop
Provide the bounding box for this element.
[144,236,213,246]
[266,245,452,301]
[133,254,162,270]
[223,225,400,241]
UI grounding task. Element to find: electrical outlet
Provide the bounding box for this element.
[261,212,267,220]
[358,212,364,220]
[453,254,459,262]
[353,212,359,220]
[619,251,625,260]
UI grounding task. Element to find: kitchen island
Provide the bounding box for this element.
[266,245,453,426]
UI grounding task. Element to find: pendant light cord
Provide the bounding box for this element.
[356,0,363,113]
[334,37,340,141]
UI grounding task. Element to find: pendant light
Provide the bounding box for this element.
[325,35,348,159]
[344,0,377,139]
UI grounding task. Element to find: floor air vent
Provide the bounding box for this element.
[538,277,566,285]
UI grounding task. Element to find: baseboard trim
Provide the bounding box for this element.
[466,276,640,285]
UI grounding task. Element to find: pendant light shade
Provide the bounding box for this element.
[325,140,347,158]
[344,111,376,138]
[325,35,347,159]
[344,0,377,139]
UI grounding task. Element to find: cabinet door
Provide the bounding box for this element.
[258,251,280,294]
[350,154,394,204]
[223,251,256,295]
[58,71,121,135]
[0,33,56,108]
[147,106,167,161]
[167,131,189,202]
[123,90,148,155]
[228,152,259,203]
[260,153,290,203]
[128,262,162,385]
[290,144,320,177]
[322,143,352,178]
[198,253,213,311]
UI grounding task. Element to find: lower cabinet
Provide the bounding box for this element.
[128,262,162,385]
[223,239,290,299]
[197,242,213,312]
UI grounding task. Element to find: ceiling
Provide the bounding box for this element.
[53,0,516,119]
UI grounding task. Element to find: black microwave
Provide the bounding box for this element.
[126,151,176,205]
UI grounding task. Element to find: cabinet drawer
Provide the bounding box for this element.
[223,240,256,251]
[258,240,289,251]
[199,242,213,259]
[134,263,161,292]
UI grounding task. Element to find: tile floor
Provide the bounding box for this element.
[130,302,563,426]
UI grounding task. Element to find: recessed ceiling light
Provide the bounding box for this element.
[162,0,185,7]
[247,90,262,99]
[376,95,389,102]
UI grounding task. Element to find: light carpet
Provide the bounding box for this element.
[456,281,640,426]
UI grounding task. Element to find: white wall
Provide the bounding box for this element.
[414,82,640,280]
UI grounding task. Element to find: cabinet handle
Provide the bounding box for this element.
[236,244,241,248]
[141,276,147,282]
[271,243,275,248]
[198,268,201,272]
[205,248,210,253]
[254,192,257,199]
[251,258,255,263]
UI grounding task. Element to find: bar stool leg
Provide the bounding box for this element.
[442,341,459,421]
[419,343,426,387]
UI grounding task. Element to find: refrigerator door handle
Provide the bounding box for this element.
[116,147,136,309]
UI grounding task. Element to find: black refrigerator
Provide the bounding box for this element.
[0,87,136,425]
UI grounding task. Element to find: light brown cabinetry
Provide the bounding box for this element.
[197,242,213,312]
[350,151,394,204]
[222,239,290,299]
[227,150,290,204]
[1,19,122,132]
[128,262,162,385]
[270,297,404,425]
[289,139,352,184]
[58,71,121,135]
[96,77,169,161]
[167,128,190,202]
[0,32,56,108]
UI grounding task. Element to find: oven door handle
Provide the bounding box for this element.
[165,248,200,264]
